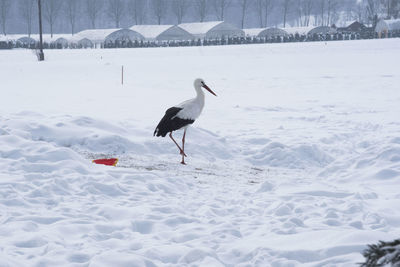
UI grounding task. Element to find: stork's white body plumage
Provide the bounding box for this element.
[154,78,217,164]
[174,87,205,121]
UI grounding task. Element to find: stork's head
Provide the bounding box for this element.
[194,78,217,96]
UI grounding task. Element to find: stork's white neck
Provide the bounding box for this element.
[194,83,205,110]
[195,84,205,98]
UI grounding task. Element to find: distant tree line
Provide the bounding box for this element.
[0,0,399,36]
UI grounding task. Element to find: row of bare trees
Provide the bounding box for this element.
[0,0,399,36]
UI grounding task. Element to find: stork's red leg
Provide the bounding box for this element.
[169,132,187,157]
[181,128,187,165]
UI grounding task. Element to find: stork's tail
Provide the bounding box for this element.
[153,127,167,137]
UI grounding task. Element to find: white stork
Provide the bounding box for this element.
[154,78,217,164]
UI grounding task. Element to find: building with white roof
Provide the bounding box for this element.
[375,19,400,37]
[336,21,367,33]
[308,26,337,35]
[0,35,13,42]
[7,34,72,48]
[244,27,288,38]
[76,38,93,48]
[68,36,94,48]
[282,26,315,35]
[130,25,194,41]
[16,36,36,46]
[178,21,244,39]
[74,28,144,46]
[282,26,336,36]
[0,35,14,49]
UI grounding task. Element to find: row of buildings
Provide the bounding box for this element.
[1,19,399,49]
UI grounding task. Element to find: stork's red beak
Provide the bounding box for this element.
[202,84,217,96]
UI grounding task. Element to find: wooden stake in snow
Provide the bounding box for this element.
[121,65,124,85]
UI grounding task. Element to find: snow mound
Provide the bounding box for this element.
[1,113,233,165]
[245,141,334,168]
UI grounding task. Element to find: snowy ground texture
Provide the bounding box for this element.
[1,39,400,266]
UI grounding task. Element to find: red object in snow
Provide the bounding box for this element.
[92,158,119,166]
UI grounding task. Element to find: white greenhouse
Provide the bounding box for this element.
[308,26,337,35]
[130,25,194,41]
[375,19,400,37]
[283,26,315,36]
[76,38,94,48]
[178,21,244,39]
[16,36,36,46]
[244,27,288,38]
[0,34,38,47]
[0,35,13,42]
[74,29,144,47]
[25,34,73,47]
[52,37,69,48]
[283,26,336,36]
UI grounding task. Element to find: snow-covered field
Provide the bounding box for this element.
[1,39,400,266]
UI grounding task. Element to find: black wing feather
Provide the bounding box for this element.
[154,107,195,137]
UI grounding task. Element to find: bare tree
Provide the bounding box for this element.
[296,0,310,26]
[365,0,381,25]
[128,0,146,25]
[298,0,312,26]
[343,0,357,22]
[108,0,124,27]
[264,0,275,27]
[255,0,264,27]
[238,0,250,29]
[282,0,291,27]
[392,0,400,18]
[0,0,12,35]
[172,0,190,24]
[384,0,400,18]
[326,0,338,26]
[151,0,166,25]
[296,0,304,26]
[384,0,391,17]
[86,0,104,29]
[356,0,364,22]
[255,0,275,27]
[318,0,326,25]
[213,0,231,20]
[66,0,79,35]
[194,0,208,22]
[43,0,63,37]
[19,0,36,37]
